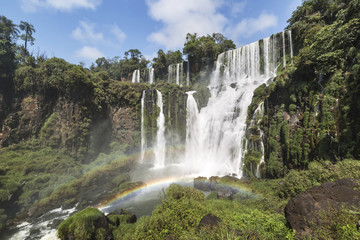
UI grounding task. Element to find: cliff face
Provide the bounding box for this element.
[244,0,360,178]
[0,63,192,163]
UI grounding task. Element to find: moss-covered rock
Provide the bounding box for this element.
[57,207,111,240]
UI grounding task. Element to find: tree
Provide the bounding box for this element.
[152,49,167,80]
[183,33,235,73]
[152,49,183,80]
[0,15,19,89]
[19,21,35,57]
[124,49,142,62]
[120,49,149,80]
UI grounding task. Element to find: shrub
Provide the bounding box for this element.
[57,207,107,240]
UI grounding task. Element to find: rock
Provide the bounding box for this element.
[285,178,360,238]
[126,213,137,224]
[197,213,222,231]
[57,208,113,240]
[194,177,210,191]
[209,176,220,190]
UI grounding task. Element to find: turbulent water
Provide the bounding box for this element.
[184,32,288,177]
[5,205,77,240]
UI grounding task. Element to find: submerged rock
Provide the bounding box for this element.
[285,178,360,238]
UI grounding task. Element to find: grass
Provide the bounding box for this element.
[0,138,136,230]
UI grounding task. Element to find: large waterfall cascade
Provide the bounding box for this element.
[185,91,200,170]
[139,31,293,177]
[153,90,166,168]
[184,31,293,177]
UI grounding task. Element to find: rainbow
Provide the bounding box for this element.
[96,175,191,210]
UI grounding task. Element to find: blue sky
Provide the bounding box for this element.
[2,0,302,66]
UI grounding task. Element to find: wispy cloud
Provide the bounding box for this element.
[145,0,227,49]
[227,0,247,16]
[21,0,102,12]
[71,20,127,64]
[72,20,104,44]
[75,46,104,61]
[145,0,278,50]
[227,12,278,40]
[110,25,127,43]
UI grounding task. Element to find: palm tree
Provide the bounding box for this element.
[19,21,35,56]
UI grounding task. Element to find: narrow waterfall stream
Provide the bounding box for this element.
[153,90,166,169]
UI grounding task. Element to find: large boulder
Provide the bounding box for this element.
[285,178,360,238]
[197,213,222,231]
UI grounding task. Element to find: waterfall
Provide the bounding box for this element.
[154,90,166,168]
[168,65,172,83]
[185,91,200,169]
[149,68,154,84]
[252,102,265,178]
[168,63,183,85]
[132,69,140,83]
[184,34,283,177]
[186,60,190,86]
[180,62,183,86]
[263,36,278,78]
[288,30,294,64]
[140,90,146,163]
[176,64,180,85]
[282,31,286,67]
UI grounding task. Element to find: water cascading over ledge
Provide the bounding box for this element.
[131,68,155,84]
[184,31,293,177]
[139,89,187,167]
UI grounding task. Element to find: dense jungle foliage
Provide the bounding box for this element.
[243,0,360,178]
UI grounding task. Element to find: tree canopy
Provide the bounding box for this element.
[183,33,236,73]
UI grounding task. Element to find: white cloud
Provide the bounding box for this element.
[111,25,127,43]
[228,12,278,39]
[21,0,102,12]
[146,0,278,50]
[71,20,104,44]
[146,0,227,49]
[227,0,247,16]
[76,46,104,61]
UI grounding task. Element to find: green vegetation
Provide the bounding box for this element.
[244,0,360,178]
[278,159,360,198]
[1,0,360,238]
[184,33,236,74]
[58,207,107,240]
[58,183,294,240]
[0,139,138,231]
